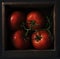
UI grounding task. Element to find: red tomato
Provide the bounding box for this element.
[31,30,51,50]
[12,30,30,49]
[26,11,44,30]
[10,11,24,30]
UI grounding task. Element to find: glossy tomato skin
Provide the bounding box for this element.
[26,11,44,30]
[10,11,24,30]
[12,30,30,49]
[32,30,51,50]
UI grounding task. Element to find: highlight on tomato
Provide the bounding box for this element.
[10,11,24,30]
[31,30,52,50]
[12,30,30,49]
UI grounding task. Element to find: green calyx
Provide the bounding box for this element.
[29,20,36,29]
[35,35,42,41]
[30,20,36,26]
[29,20,39,30]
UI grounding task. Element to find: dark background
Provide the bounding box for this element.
[0,0,60,59]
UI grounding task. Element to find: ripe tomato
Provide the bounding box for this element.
[31,30,51,50]
[10,11,24,30]
[26,11,44,30]
[12,30,30,49]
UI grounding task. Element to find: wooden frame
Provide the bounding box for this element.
[2,2,56,57]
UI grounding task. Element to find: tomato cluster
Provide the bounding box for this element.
[9,11,53,50]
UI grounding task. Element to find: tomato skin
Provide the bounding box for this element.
[12,30,30,49]
[26,11,44,29]
[32,30,51,50]
[10,11,24,30]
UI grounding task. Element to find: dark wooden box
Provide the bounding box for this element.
[2,2,57,58]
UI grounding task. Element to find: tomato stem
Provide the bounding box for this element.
[22,22,31,37]
[25,29,30,37]
[21,20,39,38]
[29,20,36,30]
[22,21,36,37]
[29,20,39,30]
[22,22,26,30]
[46,16,51,29]
[35,35,42,41]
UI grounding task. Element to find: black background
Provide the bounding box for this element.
[0,0,60,59]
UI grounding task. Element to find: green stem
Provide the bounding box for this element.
[46,16,51,29]
[22,20,38,37]
[22,22,31,37]
[22,22,26,30]
[25,29,30,37]
[29,23,33,30]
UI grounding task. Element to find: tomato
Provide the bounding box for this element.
[12,30,30,49]
[31,30,51,50]
[10,11,24,30]
[26,11,44,30]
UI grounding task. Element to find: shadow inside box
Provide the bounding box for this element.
[4,4,55,50]
[5,34,54,50]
